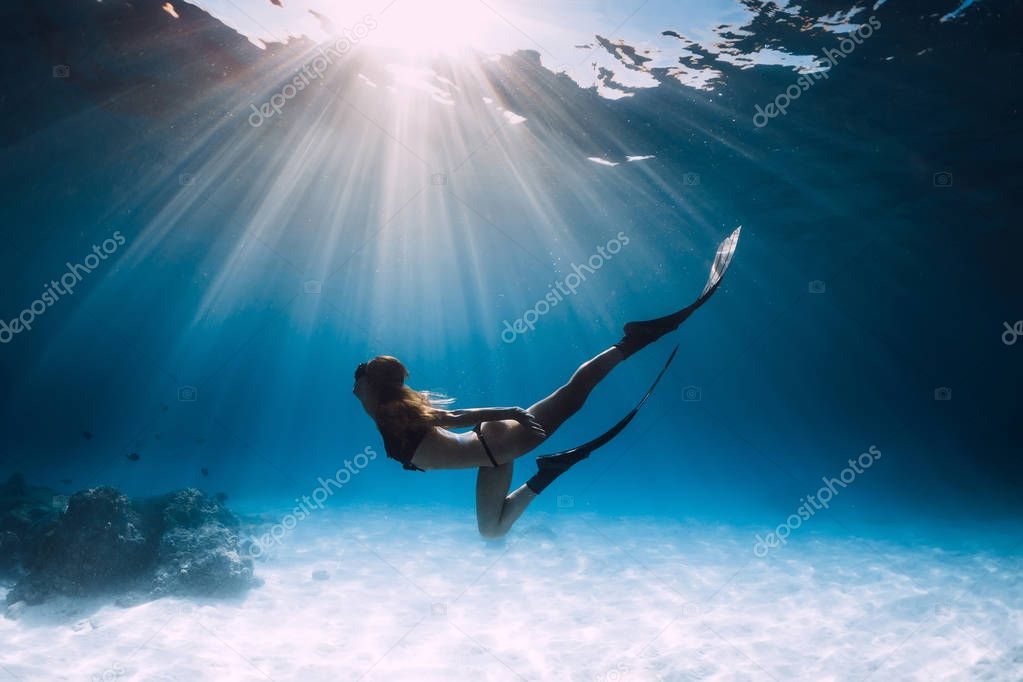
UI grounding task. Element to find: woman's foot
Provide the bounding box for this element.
[526,448,590,494]
[615,226,741,359]
[526,343,680,494]
[615,298,706,358]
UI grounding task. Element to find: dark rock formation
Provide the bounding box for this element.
[1,482,257,606]
[152,524,254,597]
[0,474,63,583]
[154,488,239,530]
[8,487,149,604]
[148,489,254,598]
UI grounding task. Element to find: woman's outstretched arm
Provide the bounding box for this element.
[433,407,547,439]
[433,407,515,427]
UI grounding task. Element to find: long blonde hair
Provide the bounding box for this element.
[362,356,453,433]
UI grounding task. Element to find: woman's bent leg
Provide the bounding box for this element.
[474,346,628,537]
[475,462,537,539]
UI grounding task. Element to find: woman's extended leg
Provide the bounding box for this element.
[474,228,743,536]
[475,346,625,463]
[475,462,537,539]
[527,346,624,436]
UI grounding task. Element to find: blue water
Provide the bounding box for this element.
[0,1,1021,677]
[2,0,1019,523]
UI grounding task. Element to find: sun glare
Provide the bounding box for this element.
[324,0,504,55]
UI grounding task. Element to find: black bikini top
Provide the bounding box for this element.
[378,422,427,472]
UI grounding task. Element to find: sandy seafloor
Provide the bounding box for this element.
[1,507,1020,681]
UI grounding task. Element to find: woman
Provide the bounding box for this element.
[353,227,740,538]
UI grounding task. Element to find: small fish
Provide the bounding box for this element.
[161,404,169,412]
[60,478,72,485]
[154,433,161,440]
[215,492,228,503]
[200,467,209,476]
[195,438,205,445]
[82,431,92,440]
[125,453,140,462]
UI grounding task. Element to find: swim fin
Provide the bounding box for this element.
[526,345,679,494]
[616,226,741,358]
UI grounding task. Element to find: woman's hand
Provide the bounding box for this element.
[509,408,547,440]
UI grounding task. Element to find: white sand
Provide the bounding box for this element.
[1,507,1020,681]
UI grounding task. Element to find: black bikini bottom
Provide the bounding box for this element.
[473,424,500,468]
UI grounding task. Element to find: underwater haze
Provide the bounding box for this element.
[0,0,1021,680]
